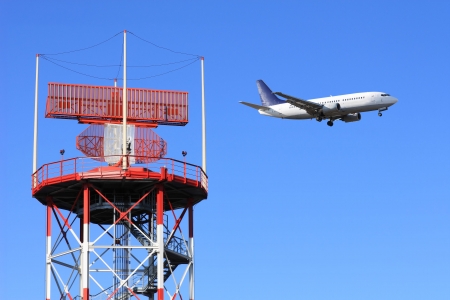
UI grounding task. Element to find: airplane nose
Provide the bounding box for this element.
[391,97,398,104]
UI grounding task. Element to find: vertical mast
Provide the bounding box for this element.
[122,30,128,170]
[33,54,39,178]
[201,57,206,173]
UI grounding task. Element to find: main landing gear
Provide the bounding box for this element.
[317,115,333,127]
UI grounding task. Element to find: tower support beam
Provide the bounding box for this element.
[82,184,90,299]
[157,184,164,300]
[45,197,52,300]
[189,199,195,300]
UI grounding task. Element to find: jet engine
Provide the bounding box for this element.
[320,102,341,116]
[341,113,361,123]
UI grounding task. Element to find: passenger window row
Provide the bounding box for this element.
[318,96,365,104]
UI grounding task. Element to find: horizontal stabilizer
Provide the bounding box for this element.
[239,101,268,110]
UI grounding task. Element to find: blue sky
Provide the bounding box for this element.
[1,1,449,299]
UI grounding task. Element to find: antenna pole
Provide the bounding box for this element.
[201,57,206,173]
[122,30,127,170]
[33,54,39,181]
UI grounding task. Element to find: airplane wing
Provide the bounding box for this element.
[239,101,268,110]
[273,92,322,115]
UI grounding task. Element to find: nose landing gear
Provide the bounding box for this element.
[378,107,388,117]
[327,120,334,127]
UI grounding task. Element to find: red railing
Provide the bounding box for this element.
[31,156,208,195]
[45,83,189,126]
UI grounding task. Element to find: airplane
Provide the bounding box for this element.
[240,80,398,126]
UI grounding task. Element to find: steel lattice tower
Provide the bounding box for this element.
[32,81,207,300]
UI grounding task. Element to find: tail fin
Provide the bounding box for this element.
[257,80,285,106]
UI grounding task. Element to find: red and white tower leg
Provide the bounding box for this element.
[82,184,90,299]
[189,201,194,300]
[157,185,164,300]
[45,198,52,300]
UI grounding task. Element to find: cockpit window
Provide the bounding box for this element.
[381,93,390,96]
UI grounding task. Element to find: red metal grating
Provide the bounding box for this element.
[76,124,167,163]
[46,82,189,127]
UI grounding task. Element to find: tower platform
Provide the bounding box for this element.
[32,156,208,224]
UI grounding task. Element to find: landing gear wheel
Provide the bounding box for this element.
[316,117,323,122]
[327,120,334,127]
[378,112,382,117]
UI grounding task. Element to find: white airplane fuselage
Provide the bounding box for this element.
[240,80,398,126]
[259,92,398,119]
